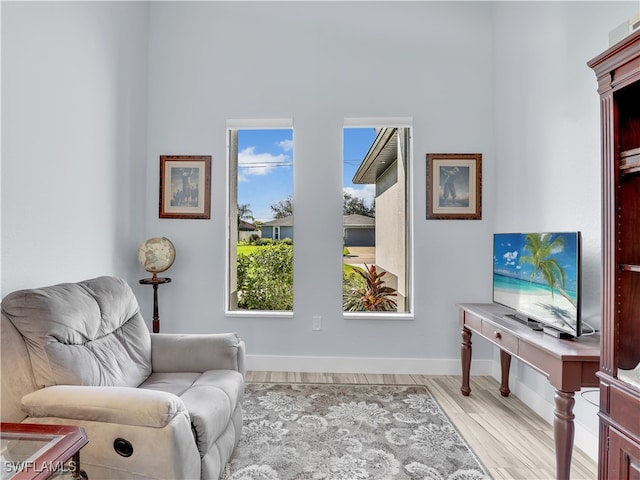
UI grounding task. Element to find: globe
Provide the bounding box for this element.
[138,237,176,278]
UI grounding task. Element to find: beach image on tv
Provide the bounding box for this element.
[493,232,579,334]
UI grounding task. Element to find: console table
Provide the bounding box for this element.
[457,303,600,480]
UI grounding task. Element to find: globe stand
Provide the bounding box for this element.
[139,277,172,333]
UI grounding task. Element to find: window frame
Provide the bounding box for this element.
[342,117,415,320]
[225,119,295,317]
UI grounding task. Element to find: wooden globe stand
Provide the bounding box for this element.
[139,275,172,333]
[137,237,176,333]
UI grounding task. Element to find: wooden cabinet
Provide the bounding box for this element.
[608,426,640,479]
[588,30,640,480]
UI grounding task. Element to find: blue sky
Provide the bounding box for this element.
[343,127,376,207]
[237,128,377,222]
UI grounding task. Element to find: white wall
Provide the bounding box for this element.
[492,1,639,459]
[144,1,496,366]
[1,1,149,294]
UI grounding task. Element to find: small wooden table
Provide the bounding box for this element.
[139,277,171,333]
[457,303,600,480]
[1,423,89,479]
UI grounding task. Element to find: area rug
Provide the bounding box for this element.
[221,383,492,480]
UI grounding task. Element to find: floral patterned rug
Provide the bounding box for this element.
[221,383,492,480]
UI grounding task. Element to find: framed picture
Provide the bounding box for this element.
[426,153,482,220]
[159,155,211,219]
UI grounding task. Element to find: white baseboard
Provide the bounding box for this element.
[246,354,493,376]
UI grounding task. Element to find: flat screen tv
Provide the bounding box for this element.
[493,232,581,338]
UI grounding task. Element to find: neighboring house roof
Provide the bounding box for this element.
[262,216,293,227]
[343,214,375,227]
[352,127,398,184]
[262,215,374,228]
[238,220,257,231]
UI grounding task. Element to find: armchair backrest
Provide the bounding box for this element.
[1,313,38,421]
[1,276,152,395]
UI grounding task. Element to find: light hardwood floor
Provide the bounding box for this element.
[245,371,598,480]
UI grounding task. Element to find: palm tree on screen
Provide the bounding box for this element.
[520,233,576,308]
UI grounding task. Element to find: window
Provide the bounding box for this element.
[342,121,412,314]
[227,120,294,313]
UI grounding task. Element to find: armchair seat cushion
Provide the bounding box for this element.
[140,369,244,456]
[138,372,201,396]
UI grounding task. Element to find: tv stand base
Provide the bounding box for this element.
[543,327,574,339]
[504,313,543,331]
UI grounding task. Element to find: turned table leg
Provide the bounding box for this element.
[499,349,511,397]
[139,277,171,334]
[554,390,576,480]
[461,327,472,396]
[151,282,160,333]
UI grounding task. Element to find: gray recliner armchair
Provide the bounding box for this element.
[0,276,245,480]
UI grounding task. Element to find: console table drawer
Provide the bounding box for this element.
[481,323,518,353]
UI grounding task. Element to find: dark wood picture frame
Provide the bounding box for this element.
[426,153,482,220]
[159,155,211,219]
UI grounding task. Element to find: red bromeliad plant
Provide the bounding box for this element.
[345,264,398,312]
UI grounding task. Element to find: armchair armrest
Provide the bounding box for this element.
[150,332,245,376]
[21,385,188,428]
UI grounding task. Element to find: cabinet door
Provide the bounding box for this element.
[609,427,640,480]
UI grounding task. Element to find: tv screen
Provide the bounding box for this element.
[493,232,581,337]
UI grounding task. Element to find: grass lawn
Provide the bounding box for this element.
[344,263,361,275]
[237,245,261,256]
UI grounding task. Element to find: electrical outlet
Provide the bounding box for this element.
[312,316,322,331]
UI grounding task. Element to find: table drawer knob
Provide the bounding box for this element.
[494,331,502,339]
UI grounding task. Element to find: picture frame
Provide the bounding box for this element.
[426,153,482,220]
[159,155,211,219]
